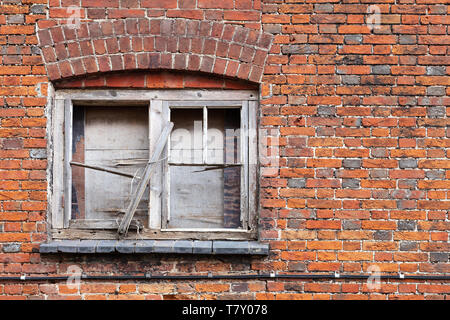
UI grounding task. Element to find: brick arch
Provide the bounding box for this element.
[37,18,273,84]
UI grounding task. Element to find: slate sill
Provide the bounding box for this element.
[39,240,269,255]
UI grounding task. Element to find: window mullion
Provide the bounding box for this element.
[203,105,207,165]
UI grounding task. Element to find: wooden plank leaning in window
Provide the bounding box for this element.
[117,122,174,235]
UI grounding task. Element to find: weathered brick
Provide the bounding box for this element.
[1,0,449,301]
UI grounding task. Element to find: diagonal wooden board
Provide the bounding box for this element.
[117,122,174,235]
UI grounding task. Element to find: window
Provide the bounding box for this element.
[50,90,258,240]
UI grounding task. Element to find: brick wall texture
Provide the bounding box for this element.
[0,0,449,299]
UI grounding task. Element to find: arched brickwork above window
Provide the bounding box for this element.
[37,18,273,83]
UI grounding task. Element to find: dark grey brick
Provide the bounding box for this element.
[418,97,432,106]
[342,75,360,85]
[398,220,416,231]
[343,220,361,230]
[174,240,193,253]
[427,106,446,118]
[426,66,446,76]
[288,262,306,272]
[314,4,333,12]
[316,127,334,136]
[399,35,416,44]
[400,241,417,251]
[96,240,118,253]
[288,178,306,188]
[231,283,249,292]
[31,46,41,55]
[426,170,445,180]
[318,106,336,116]
[371,148,387,158]
[399,179,417,189]
[31,4,45,14]
[399,159,417,169]
[370,169,388,179]
[343,159,361,169]
[316,168,334,178]
[430,253,449,263]
[7,14,24,24]
[341,55,363,65]
[284,283,303,291]
[344,35,362,44]
[372,65,390,75]
[193,241,212,254]
[30,149,47,159]
[401,97,417,106]
[342,179,360,188]
[426,86,445,96]
[374,231,392,240]
[373,189,389,198]
[135,240,156,253]
[2,243,21,253]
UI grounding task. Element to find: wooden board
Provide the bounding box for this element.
[55,90,258,102]
[169,108,203,164]
[83,106,149,222]
[168,165,224,229]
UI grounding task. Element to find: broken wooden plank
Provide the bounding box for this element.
[117,122,174,235]
[70,161,136,179]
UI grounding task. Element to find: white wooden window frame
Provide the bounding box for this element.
[49,89,259,240]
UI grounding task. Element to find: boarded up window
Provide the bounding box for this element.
[167,107,242,229]
[70,105,149,227]
[52,90,258,239]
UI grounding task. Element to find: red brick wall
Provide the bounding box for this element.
[0,0,449,299]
